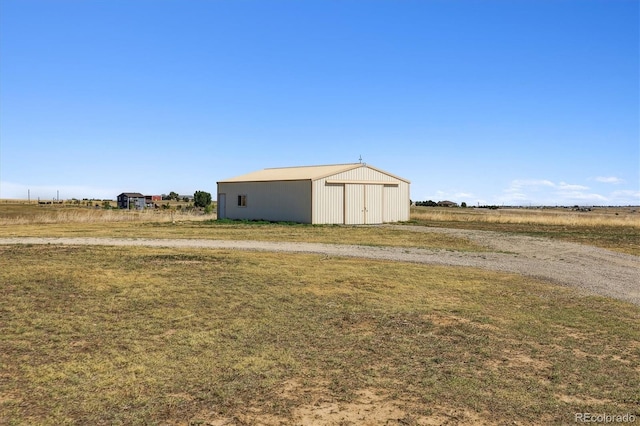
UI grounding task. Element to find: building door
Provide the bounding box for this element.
[344,184,383,225]
[365,185,383,224]
[344,184,364,224]
[218,194,226,219]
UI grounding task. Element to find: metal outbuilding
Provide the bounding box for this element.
[217,163,411,224]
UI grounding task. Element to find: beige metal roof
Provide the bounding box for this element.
[218,163,362,182]
[218,163,411,183]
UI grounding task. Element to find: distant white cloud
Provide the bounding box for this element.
[509,179,555,189]
[406,177,637,207]
[503,180,558,199]
[558,182,589,191]
[610,190,640,204]
[559,191,608,202]
[498,179,612,205]
[594,176,625,184]
[422,178,623,207]
[497,177,640,205]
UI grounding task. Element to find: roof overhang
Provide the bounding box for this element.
[325,180,399,186]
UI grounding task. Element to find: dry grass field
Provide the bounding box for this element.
[410,206,640,256]
[0,201,484,252]
[2,245,638,425]
[411,205,639,227]
[0,199,208,225]
[1,201,639,254]
[1,201,639,424]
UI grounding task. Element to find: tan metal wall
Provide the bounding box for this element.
[312,166,410,224]
[383,182,410,222]
[327,166,399,183]
[313,183,344,224]
[383,185,398,222]
[217,180,312,223]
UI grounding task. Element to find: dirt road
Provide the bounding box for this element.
[1,227,638,305]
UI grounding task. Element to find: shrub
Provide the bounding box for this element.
[194,191,212,208]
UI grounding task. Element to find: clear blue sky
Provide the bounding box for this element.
[1,0,638,206]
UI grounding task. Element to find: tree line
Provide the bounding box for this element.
[161,191,212,208]
[414,200,468,208]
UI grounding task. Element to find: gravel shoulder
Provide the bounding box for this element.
[1,227,638,305]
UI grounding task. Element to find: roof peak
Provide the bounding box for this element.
[218,163,410,184]
[263,163,361,170]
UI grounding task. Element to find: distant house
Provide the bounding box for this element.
[437,200,459,208]
[145,195,162,208]
[117,193,146,210]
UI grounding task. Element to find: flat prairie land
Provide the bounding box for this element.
[410,206,640,256]
[1,202,638,255]
[1,202,639,425]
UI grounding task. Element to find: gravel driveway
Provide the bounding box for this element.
[1,227,638,305]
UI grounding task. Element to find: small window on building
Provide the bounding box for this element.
[237,195,247,207]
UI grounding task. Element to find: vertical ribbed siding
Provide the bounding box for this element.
[312,180,344,224]
[399,181,410,221]
[217,181,312,223]
[344,184,364,225]
[313,165,410,224]
[383,185,398,222]
[365,185,383,224]
[329,166,397,182]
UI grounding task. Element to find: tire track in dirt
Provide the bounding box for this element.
[1,230,638,305]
